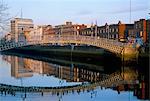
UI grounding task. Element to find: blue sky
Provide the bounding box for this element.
[5,0,150,26]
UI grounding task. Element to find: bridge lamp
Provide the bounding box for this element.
[77,26,80,36]
[106,25,109,39]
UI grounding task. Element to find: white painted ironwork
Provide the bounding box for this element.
[0,35,125,54]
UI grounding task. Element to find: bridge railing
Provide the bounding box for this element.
[43,35,124,46]
[0,35,125,53]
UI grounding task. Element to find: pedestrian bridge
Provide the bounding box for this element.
[0,35,138,58]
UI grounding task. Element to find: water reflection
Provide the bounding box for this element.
[0,54,149,100]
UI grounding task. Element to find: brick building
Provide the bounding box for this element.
[146,19,150,43]
[79,21,134,42]
[54,22,87,37]
[128,19,150,43]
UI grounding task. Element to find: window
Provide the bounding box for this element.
[116,28,118,32]
[100,30,101,33]
[135,24,138,29]
[103,29,105,33]
[112,28,114,32]
[110,28,111,33]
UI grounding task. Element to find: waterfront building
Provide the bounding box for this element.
[54,22,74,37]
[146,19,150,43]
[102,23,119,39]
[134,19,148,43]
[79,27,95,37]
[54,22,87,37]
[79,21,134,42]
[128,19,150,44]
[11,18,34,42]
[118,21,134,42]
[26,25,44,42]
[43,25,55,36]
[42,25,55,42]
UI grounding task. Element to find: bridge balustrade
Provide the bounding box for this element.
[0,35,125,54]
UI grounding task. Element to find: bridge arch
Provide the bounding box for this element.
[0,35,138,61]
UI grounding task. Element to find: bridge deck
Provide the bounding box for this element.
[0,36,124,55]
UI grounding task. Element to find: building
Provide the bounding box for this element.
[134,19,147,43]
[43,25,55,36]
[98,23,119,39]
[79,21,134,42]
[73,24,87,36]
[42,25,55,41]
[11,18,34,42]
[118,21,134,42]
[128,19,150,43]
[79,27,95,37]
[25,25,44,42]
[146,19,150,43]
[54,22,87,37]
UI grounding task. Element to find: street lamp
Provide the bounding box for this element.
[95,21,98,39]
[77,26,80,36]
[106,25,109,39]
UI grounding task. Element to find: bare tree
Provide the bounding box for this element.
[0,1,9,32]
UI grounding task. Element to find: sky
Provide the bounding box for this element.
[4,0,150,26]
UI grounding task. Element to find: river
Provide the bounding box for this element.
[0,50,149,101]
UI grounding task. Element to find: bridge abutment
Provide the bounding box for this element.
[121,46,139,62]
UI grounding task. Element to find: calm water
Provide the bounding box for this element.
[0,52,149,101]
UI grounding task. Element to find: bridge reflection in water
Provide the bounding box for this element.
[0,54,148,100]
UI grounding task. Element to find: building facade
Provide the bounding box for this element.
[54,22,87,37]
[134,19,147,43]
[146,19,150,43]
[25,25,44,42]
[79,21,134,42]
[11,18,34,42]
[128,19,150,43]
[42,25,55,41]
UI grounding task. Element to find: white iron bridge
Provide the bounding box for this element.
[0,35,138,58]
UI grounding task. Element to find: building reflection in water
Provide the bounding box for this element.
[10,56,33,78]
[2,55,149,100]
